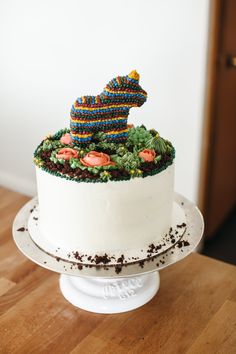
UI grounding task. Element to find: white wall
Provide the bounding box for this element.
[0,0,209,201]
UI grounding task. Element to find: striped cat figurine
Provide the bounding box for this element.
[70,70,147,144]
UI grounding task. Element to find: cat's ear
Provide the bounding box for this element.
[128,70,139,81]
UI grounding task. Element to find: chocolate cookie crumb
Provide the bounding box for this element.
[176,240,190,249]
[115,265,122,274]
[73,251,83,262]
[117,254,125,264]
[94,253,111,265]
[17,227,25,232]
[139,260,145,268]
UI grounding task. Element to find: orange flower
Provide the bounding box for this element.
[139,149,156,162]
[60,133,72,145]
[56,148,79,160]
[127,124,134,129]
[80,151,115,167]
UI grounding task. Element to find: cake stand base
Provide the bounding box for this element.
[13,193,204,314]
[59,272,160,314]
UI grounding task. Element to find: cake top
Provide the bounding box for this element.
[34,71,175,183]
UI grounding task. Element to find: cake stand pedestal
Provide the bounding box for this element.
[12,192,203,314]
[60,272,159,314]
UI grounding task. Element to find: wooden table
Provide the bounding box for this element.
[1,187,236,354]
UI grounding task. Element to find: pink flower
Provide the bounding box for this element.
[80,151,115,167]
[56,148,79,160]
[60,133,72,145]
[139,149,156,162]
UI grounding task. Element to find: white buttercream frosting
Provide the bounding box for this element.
[36,164,174,253]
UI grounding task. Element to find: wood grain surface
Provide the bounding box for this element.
[1,187,236,354]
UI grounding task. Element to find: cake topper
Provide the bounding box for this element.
[70,70,147,144]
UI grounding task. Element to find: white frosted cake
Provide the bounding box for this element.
[33,70,176,259]
[36,164,174,253]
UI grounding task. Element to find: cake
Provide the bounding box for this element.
[33,71,176,257]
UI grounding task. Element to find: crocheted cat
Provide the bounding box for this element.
[70,70,147,144]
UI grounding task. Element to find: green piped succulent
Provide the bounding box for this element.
[93,131,107,141]
[88,142,96,151]
[145,133,172,155]
[127,127,153,148]
[116,145,128,156]
[97,141,117,151]
[112,152,141,170]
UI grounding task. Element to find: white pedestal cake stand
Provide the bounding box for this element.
[12,193,204,314]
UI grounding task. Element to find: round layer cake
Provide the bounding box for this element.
[33,126,175,255]
[35,163,174,253]
[33,71,176,256]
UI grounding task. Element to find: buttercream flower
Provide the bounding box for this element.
[127,124,134,129]
[139,149,156,162]
[60,133,72,145]
[56,148,79,160]
[80,151,115,167]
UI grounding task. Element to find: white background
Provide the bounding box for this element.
[0,0,210,202]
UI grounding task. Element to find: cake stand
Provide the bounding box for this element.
[12,193,204,314]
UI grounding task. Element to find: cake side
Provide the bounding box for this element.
[36,163,174,253]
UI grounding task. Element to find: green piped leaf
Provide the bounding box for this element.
[100,171,112,181]
[50,150,65,164]
[154,155,162,163]
[69,158,86,170]
[87,164,117,174]
[42,139,63,151]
